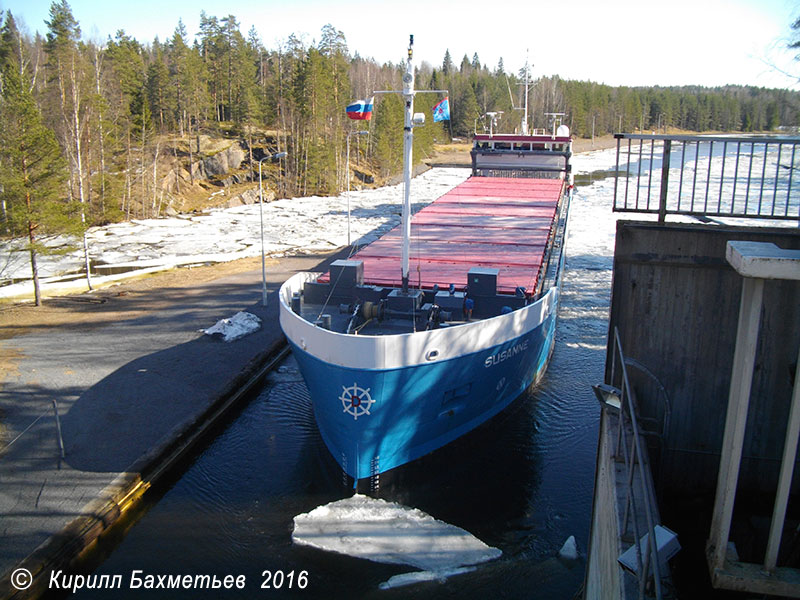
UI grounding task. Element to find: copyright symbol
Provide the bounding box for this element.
[11,568,33,590]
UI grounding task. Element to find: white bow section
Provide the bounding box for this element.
[279,271,556,370]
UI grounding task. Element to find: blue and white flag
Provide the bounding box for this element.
[432,97,450,122]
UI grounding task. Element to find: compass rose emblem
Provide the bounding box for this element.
[340,383,375,420]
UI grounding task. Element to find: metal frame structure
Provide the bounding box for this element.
[612,134,800,223]
[599,327,672,599]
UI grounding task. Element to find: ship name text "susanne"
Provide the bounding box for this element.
[484,340,529,368]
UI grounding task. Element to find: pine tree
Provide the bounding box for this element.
[471,53,481,71]
[44,0,80,52]
[453,83,479,137]
[294,46,338,194]
[459,54,471,74]
[105,30,146,111]
[373,93,404,176]
[147,42,171,131]
[442,50,454,76]
[199,12,224,121]
[0,62,76,304]
[220,14,239,122]
[229,23,260,130]
[168,21,189,136]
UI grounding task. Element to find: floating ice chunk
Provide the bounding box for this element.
[378,566,475,590]
[203,311,261,342]
[292,494,501,572]
[571,147,619,174]
[558,535,579,561]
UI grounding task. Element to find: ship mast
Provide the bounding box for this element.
[401,35,415,293]
[521,53,530,136]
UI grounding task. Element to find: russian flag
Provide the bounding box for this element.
[346,97,374,120]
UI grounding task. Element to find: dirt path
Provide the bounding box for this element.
[0,257,271,340]
[0,257,286,388]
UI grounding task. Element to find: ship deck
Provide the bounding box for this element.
[320,175,565,295]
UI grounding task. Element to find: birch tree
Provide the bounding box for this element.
[44,0,94,288]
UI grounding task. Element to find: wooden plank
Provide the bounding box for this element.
[707,277,764,572]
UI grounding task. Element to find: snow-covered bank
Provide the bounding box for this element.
[0,167,472,299]
[0,148,627,301]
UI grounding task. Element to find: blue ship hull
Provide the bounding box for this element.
[284,290,559,481]
[279,158,571,485]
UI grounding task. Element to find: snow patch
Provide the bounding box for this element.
[203,311,261,342]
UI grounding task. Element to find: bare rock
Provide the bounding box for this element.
[203,144,246,177]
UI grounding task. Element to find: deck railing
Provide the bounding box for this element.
[596,327,676,599]
[613,134,800,223]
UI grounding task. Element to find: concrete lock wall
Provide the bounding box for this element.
[606,221,800,498]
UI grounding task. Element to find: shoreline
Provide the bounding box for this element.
[0,140,620,312]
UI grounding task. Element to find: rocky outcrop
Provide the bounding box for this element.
[224,187,273,208]
[154,137,286,213]
[159,141,252,195]
[202,143,246,177]
[354,169,374,184]
[218,172,253,187]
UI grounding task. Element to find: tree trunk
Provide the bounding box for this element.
[173,144,181,194]
[85,109,93,211]
[23,161,42,306]
[65,53,92,291]
[248,128,253,175]
[141,113,147,219]
[28,229,41,306]
[125,127,132,219]
[151,141,160,216]
[93,51,107,216]
[187,120,194,186]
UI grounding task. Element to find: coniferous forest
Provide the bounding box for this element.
[2,0,800,286]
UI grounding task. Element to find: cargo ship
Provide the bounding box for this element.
[278,36,572,486]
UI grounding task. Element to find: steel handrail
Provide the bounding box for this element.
[610,326,666,598]
[613,133,800,223]
[0,399,65,460]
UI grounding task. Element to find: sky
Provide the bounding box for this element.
[1,0,800,89]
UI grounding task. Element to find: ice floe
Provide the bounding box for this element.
[558,535,579,561]
[292,494,501,586]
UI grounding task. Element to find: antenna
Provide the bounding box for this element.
[505,52,533,135]
[521,51,530,135]
[544,112,566,138]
